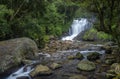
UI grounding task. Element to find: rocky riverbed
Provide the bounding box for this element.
[0,38,120,79]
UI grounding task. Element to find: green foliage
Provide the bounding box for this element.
[80,0,120,48]
[75,8,92,18]
[83,28,112,41]
[55,26,62,37]
[0,5,13,39]
[0,0,85,48]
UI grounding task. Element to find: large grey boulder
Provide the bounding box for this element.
[0,37,38,73]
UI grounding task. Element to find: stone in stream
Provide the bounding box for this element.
[102,43,113,54]
[87,52,100,61]
[50,63,62,70]
[67,55,76,60]
[67,52,84,60]
[0,37,38,73]
[69,74,87,79]
[16,76,29,79]
[30,64,52,77]
[105,54,116,65]
[77,60,96,71]
[75,52,84,60]
[106,63,120,79]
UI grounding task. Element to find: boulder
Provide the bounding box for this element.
[67,52,84,60]
[0,37,38,73]
[75,52,84,60]
[77,60,96,71]
[50,63,62,70]
[30,64,52,77]
[106,63,120,79]
[69,74,87,79]
[87,52,100,61]
[102,44,113,54]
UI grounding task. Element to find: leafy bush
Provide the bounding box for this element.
[0,5,13,39]
[83,28,112,41]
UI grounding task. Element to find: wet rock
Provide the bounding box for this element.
[50,63,62,70]
[68,52,83,60]
[75,52,84,60]
[0,37,38,73]
[77,60,96,71]
[105,59,116,65]
[67,55,76,60]
[69,74,87,79]
[94,72,106,79]
[111,63,120,75]
[16,76,29,79]
[105,54,116,65]
[106,73,116,79]
[102,44,113,54]
[33,77,42,79]
[22,60,33,65]
[30,64,52,77]
[87,52,100,61]
[106,63,120,79]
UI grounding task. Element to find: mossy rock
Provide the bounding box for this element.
[113,74,120,79]
[87,52,100,61]
[30,64,52,77]
[68,55,76,60]
[75,52,84,60]
[106,63,120,79]
[105,59,116,65]
[50,63,62,69]
[68,52,84,60]
[0,37,38,73]
[77,60,96,71]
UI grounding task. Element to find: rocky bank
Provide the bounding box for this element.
[0,38,120,79]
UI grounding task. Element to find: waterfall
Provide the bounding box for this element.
[62,18,90,40]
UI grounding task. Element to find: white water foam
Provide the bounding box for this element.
[62,18,89,40]
[6,52,51,79]
[7,65,33,79]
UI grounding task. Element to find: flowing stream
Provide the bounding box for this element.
[62,18,90,40]
[5,18,105,79]
[7,65,33,79]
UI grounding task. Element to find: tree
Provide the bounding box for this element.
[81,0,120,46]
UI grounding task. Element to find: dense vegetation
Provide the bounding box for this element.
[81,0,120,47]
[0,0,80,48]
[0,0,120,49]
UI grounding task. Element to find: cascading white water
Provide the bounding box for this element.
[62,18,90,40]
[7,65,33,79]
[6,53,51,79]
